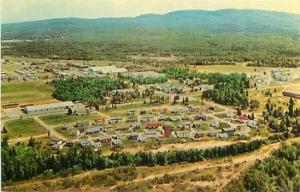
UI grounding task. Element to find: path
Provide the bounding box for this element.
[33,116,66,140]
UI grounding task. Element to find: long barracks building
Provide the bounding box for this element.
[23,101,74,114]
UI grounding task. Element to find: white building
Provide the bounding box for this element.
[23,101,74,114]
[176,131,190,138]
[89,66,127,75]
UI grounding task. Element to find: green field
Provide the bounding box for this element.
[1,81,54,104]
[4,118,47,139]
[39,114,102,125]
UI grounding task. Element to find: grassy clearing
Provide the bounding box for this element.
[39,114,102,126]
[1,81,54,104]
[4,118,47,139]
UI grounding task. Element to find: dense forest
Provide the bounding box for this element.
[225,142,300,192]
[52,77,126,105]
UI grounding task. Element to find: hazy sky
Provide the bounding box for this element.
[2,0,300,23]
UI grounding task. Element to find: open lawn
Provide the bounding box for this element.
[39,114,102,126]
[1,81,54,104]
[4,118,47,139]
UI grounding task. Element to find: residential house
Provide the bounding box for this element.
[247,120,256,128]
[70,129,80,137]
[176,131,190,138]
[111,138,122,147]
[145,121,163,129]
[195,114,208,121]
[94,135,112,143]
[217,133,229,139]
[222,127,235,136]
[234,130,249,137]
[108,117,123,124]
[210,120,219,128]
[86,126,102,134]
[193,133,204,141]
[129,132,139,140]
[92,142,102,148]
[144,129,159,139]
[80,139,90,147]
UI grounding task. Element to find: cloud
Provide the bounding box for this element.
[1,0,300,23]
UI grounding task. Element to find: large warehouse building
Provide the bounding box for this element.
[23,101,74,114]
[89,66,127,75]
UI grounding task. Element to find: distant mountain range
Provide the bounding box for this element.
[2,9,300,40]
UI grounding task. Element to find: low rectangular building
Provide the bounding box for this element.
[23,101,74,114]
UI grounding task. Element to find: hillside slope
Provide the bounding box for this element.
[2,9,300,40]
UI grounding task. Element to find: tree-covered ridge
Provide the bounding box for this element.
[52,77,126,105]
[2,9,300,67]
[225,142,300,192]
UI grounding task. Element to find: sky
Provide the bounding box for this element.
[1,0,300,23]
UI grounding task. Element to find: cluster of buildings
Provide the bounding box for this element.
[271,68,292,82]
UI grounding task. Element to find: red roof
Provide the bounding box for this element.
[145,121,163,129]
[239,115,248,120]
[163,130,172,137]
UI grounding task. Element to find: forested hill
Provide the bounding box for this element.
[2,9,300,66]
[2,9,300,40]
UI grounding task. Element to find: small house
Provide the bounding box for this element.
[234,130,249,137]
[195,114,208,121]
[111,139,122,147]
[193,133,204,141]
[217,133,229,139]
[247,120,256,128]
[144,129,159,139]
[222,127,235,136]
[137,134,147,142]
[145,121,163,129]
[92,142,102,148]
[210,120,219,128]
[176,131,190,138]
[86,126,102,134]
[70,129,80,137]
[116,124,130,132]
[129,132,139,140]
[94,135,112,143]
[80,139,90,147]
[108,117,122,124]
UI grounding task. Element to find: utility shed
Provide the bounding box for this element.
[23,101,74,114]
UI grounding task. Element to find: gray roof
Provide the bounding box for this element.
[90,66,127,74]
[25,101,73,111]
[86,126,102,133]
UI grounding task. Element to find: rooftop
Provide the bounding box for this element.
[25,101,74,111]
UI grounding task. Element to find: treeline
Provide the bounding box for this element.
[247,57,299,68]
[225,142,300,192]
[2,138,265,183]
[52,77,126,105]
[120,74,168,85]
[164,67,249,106]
